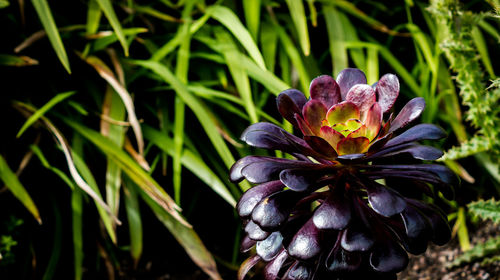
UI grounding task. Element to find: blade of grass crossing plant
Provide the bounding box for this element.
[72,190,83,280]
[143,125,236,207]
[30,145,75,190]
[71,149,117,243]
[0,155,40,223]
[101,88,126,217]
[17,91,75,138]
[95,0,128,56]
[84,55,144,156]
[30,0,71,73]
[132,60,235,169]
[138,186,222,280]
[42,201,62,280]
[260,21,278,73]
[285,0,310,56]
[243,0,261,41]
[215,30,258,123]
[272,22,310,94]
[207,5,265,69]
[366,47,379,85]
[471,26,495,78]
[62,119,187,226]
[323,5,348,76]
[123,180,142,264]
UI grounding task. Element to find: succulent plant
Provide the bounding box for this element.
[230,68,456,280]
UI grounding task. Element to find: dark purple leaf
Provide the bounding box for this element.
[237,180,284,218]
[304,135,338,158]
[379,144,443,161]
[407,199,451,246]
[252,190,303,230]
[277,90,305,127]
[302,100,327,134]
[264,249,288,280]
[230,156,264,183]
[309,75,341,109]
[369,241,409,273]
[240,156,316,184]
[241,235,257,253]
[375,74,400,113]
[336,68,367,100]
[241,122,306,152]
[345,84,376,112]
[388,97,425,133]
[340,223,375,252]
[245,220,270,241]
[295,113,314,136]
[256,231,284,261]
[384,124,446,148]
[288,219,322,260]
[366,183,406,217]
[238,255,261,280]
[366,164,457,186]
[326,245,362,272]
[279,166,333,192]
[400,206,432,255]
[283,261,311,280]
[313,192,351,230]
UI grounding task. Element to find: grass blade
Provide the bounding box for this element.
[285,0,310,56]
[131,60,236,169]
[41,201,62,280]
[207,5,266,69]
[143,125,236,207]
[17,91,75,138]
[215,30,258,123]
[0,155,40,223]
[84,55,144,156]
[138,185,222,280]
[123,180,142,264]
[62,118,188,226]
[260,21,278,73]
[30,145,76,190]
[71,190,83,280]
[30,0,71,73]
[243,0,261,41]
[323,5,348,76]
[95,0,129,56]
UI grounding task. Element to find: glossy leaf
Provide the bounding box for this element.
[336,137,370,155]
[252,190,302,230]
[364,102,382,140]
[303,100,327,134]
[283,261,312,280]
[256,231,284,261]
[367,183,406,217]
[341,223,375,252]
[375,74,399,113]
[309,75,341,108]
[245,220,270,241]
[345,84,376,112]
[388,97,425,133]
[336,68,367,100]
[277,89,306,127]
[237,181,284,217]
[369,242,408,273]
[319,126,345,150]
[264,249,288,280]
[288,219,322,260]
[384,124,446,148]
[326,245,362,272]
[326,101,360,125]
[313,192,351,230]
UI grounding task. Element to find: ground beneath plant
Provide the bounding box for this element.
[399,221,500,280]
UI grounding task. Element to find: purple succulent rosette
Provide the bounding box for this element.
[231,68,455,280]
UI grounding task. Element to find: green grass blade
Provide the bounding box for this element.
[243,0,261,41]
[71,190,83,280]
[260,21,278,73]
[138,186,222,280]
[95,0,129,56]
[143,125,236,207]
[323,5,348,76]
[30,145,75,190]
[17,91,75,138]
[207,5,266,69]
[101,89,126,216]
[131,60,235,169]
[471,26,495,78]
[31,0,71,73]
[86,0,101,35]
[71,149,117,243]
[0,155,40,223]
[285,0,310,56]
[41,202,62,280]
[123,180,142,263]
[63,118,188,226]
[366,47,379,85]
[272,21,310,94]
[215,30,258,123]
